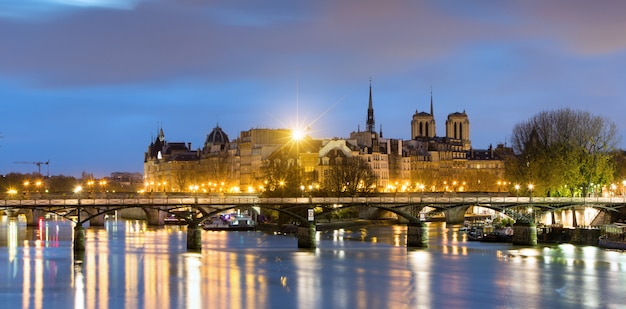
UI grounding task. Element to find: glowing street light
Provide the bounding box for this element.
[279,180,286,198]
[23,181,30,195]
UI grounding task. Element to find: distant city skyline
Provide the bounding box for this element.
[2,1,625,177]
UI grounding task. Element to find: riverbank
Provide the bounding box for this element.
[258,219,398,234]
[537,226,601,246]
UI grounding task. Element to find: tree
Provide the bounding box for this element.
[203,153,232,185]
[507,108,619,197]
[262,151,300,197]
[325,156,377,196]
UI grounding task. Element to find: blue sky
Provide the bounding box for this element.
[1,0,626,177]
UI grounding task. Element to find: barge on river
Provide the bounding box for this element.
[202,214,256,231]
[599,223,626,250]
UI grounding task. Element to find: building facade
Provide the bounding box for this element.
[143,85,508,194]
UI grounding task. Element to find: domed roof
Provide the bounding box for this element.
[205,125,229,146]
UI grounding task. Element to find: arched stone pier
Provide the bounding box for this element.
[2,209,20,218]
[187,224,202,250]
[89,214,106,226]
[23,209,45,226]
[82,207,107,226]
[297,224,316,249]
[74,225,86,251]
[444,205,471,224]
[512,222,537,246]
[143,207,167,226]
[406,222,428,248]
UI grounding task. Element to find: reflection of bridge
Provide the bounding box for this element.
[1,195,625,250]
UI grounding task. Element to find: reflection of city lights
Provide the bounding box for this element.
[74,265,86,309]
[407,250,432,305]
[38,217,44,241]
[184,253,202,309]
[8,220,17,262]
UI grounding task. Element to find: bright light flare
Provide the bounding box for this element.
[291,128,305,141]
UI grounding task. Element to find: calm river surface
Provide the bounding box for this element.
[0,217,625,309]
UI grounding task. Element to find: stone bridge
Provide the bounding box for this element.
[1,195,624,250]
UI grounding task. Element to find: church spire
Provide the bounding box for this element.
[158,125,165,142]
[430,86,434,116]
[366,79,375,133]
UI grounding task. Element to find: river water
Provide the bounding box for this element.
[0,217,625,309]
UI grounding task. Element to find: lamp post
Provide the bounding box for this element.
[99,179,108,196]
[23,181,30,198]
[7,188,17,200]
[279,181,285,198]
[528,183,535,223]
[610,183,617,199]
[87,180,95,198]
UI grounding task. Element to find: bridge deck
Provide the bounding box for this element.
[1,196,625,207]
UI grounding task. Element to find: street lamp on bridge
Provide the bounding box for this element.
[528,183,535,223]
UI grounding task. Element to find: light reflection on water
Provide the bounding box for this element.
[0,218,625,308]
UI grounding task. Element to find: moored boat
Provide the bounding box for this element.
[202,213,256,231]
[466,226,513,243]
[599,223,626,250]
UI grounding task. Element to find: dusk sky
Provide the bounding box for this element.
[1,0,625,178]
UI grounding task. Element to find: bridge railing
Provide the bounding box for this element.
[1,196,625,207]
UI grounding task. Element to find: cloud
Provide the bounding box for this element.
[0,0,502,87]
[1,0,625,152]
[2,0,626,90]
[0,0,151,20]
[512,1,626,55]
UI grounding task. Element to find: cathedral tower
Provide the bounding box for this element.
[410,90,436,139]
[446,111,471,150]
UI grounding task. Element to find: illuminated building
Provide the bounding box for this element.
[143,85,508,193]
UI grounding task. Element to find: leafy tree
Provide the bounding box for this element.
[507,108,619,197]
[612,150,626,181]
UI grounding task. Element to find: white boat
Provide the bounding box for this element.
[202,214,256,231]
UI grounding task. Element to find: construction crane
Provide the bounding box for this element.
[14,160,50,176]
